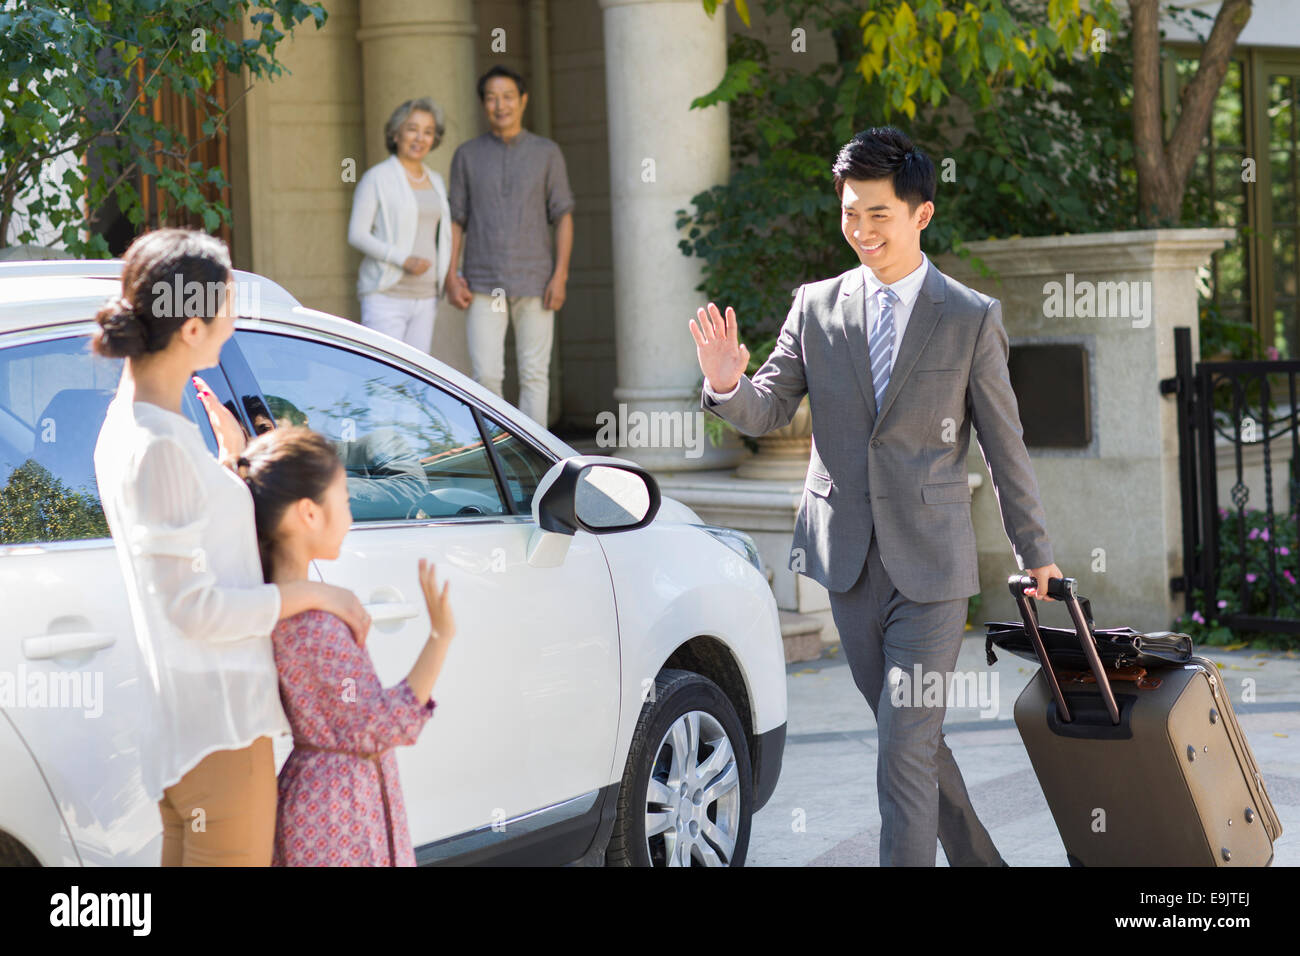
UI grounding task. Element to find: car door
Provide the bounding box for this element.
[0,326,237,865]
[229,326,621,850]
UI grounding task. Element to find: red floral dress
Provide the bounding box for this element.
[271,609,435,866]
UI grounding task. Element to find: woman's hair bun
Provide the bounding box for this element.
[89,228,234,360]
[93,294,148,359]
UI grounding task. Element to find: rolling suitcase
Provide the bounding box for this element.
[993,574,1282,867]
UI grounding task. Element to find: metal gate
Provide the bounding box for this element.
[1164,327,1300,635]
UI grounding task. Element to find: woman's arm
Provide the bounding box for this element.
[347,169,405,266]
[129,436,282,644]
[130,436,371,647]
[276,580,371,647]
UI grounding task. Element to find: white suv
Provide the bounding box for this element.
[0,260,787,867]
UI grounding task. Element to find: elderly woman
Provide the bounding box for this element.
[347,96,453,352]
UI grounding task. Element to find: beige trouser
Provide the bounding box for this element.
[360,291,437,353]
[465,292,554,425]
[158,735,277,866]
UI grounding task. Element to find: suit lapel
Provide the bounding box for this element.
[837,267,877,432]
[872,262,946,431]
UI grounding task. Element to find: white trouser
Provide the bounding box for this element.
[465,292,554,425]
[359,292,437,352]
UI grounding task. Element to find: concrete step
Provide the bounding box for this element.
[780,609,825,664]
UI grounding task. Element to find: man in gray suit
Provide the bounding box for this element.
[691,127,1063,866]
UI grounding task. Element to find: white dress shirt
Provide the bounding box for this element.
[704,254,932,402]
[94,391,291,803]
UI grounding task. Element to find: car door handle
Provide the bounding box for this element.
[362,602,421,623]
[23,632,117,660]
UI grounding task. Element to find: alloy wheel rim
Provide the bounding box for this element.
[644,709,741,866]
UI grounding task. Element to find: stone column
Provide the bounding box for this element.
[935,228,1235,634]
[599,0,742,471]
[356,0,478,376]
[356,0,478,177]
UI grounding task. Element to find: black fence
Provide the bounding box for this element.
[1164,327,1300,634]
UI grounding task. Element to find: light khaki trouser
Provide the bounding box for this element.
[157,735,277,866]
[465,292,554,425]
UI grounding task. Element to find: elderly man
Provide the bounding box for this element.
[446,65,574,427]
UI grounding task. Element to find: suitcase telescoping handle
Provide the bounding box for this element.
[1006,574,1121,726]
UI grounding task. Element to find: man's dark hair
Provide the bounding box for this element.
[477,65,527,101]
[831,127,935,212]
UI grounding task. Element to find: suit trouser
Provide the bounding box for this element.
[157,735,277,866]
[465,292,554,426]
[828,530,1003,867]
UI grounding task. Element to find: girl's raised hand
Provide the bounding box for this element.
[418,558,456,641]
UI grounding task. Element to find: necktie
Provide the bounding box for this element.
[869,286,897,414]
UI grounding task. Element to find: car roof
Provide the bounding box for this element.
[0,260,300,332]
[0,259,580,461]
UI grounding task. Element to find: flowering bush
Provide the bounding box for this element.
[1175,504,1300,650]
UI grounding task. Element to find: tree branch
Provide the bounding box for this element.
[1131,0,1167,222]
[1164,0,1252,204]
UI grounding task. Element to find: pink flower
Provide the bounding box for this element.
[1248,528,1259,539]
[1218,599,1228,609]
[1262,529,1270,541]
[1192,610,1205,624]
[1266,346,1279,361]
[1246,572,1257,583]
[1278,546,1290,556]
[1285,570,1297,586]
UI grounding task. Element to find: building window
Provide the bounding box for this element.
[1172,47,1300,359]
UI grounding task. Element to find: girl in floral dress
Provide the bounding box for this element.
[236,426,456,866]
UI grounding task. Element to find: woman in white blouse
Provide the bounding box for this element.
[347,96,454,352]
[92,228,372,866]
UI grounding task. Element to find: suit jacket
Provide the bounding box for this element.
[701,261,1054,601]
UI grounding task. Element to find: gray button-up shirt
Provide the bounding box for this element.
[448,128,575,298]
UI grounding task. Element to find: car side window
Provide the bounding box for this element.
[480,415,554,514]
[0,334,216,545]
[235,330,507,521]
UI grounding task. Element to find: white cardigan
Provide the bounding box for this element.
[348,153,453,299]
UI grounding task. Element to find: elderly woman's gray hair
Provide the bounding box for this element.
[384,97,446,154]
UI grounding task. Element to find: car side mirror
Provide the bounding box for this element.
[527,456,661,568]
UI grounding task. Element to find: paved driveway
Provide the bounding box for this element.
[749,635,1300,866]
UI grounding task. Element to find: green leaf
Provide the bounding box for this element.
[982,42,1001,73]
[690,58,762,109]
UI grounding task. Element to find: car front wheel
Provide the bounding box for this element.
[607,668,753,867]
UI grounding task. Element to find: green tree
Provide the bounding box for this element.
[682,0,1255,370]
[679,0,1134,376]
[0,459,109,544]
[0,0,327,255]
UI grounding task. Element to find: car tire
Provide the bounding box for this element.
[607,668,753,867]
[0,832,39,867]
